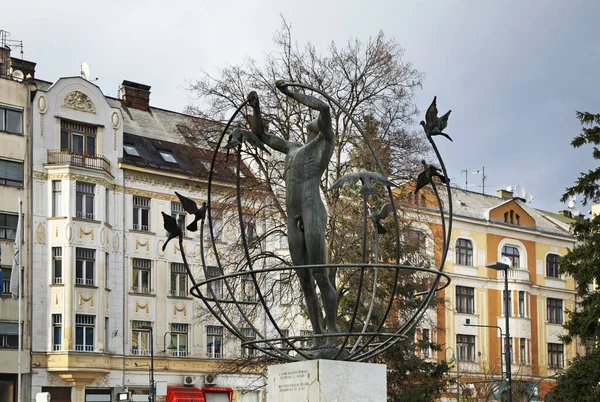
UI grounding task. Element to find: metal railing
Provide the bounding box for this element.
[47,150,110,173]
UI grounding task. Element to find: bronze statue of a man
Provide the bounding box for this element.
[246,82,338,347]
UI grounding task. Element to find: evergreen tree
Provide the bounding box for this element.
[547,112,600,401]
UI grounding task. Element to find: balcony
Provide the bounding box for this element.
[47,150,110,174]
[497,268,530,282]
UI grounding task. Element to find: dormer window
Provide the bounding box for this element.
[159,151,177,163]
[123,144,139,156]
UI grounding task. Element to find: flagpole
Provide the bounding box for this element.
[17,198,22,402]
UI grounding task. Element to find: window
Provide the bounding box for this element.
[0,159,23,187]
[405,230,426,255]
[0,213,17,239]
[207,325,223,358]
[422,329,430,358]
[52,181,62,216]
[133,196,150,231]
[2,268,11,294]
[53,314,62,351]
[546,254,560,278]
[0,322,18,348]
[457,334,475,362]
[547,298,563,324]
[241,327,256,357]
[280,273,292,305]
[456,286,475,314]
[171,201,186,237]
[520,338,527,365]
[210,213,224,242]
[52,247,62,284]
[159,150,177,163]
[123,144,140,156]
[60,120,97,155]
[518,291,525,317]
[0,104,23,134]
[131,321,151,356]
[105,252,110,290]
[170,263,187,297]
[75,248,95,286]
[455,238,473,266]
[503,290,512,317]
[76,182,95,219]
[105,189,110,224]
[75,314,95,352]
[300,330,313,349]
[548,343,564,369]
[171,323,188,357]
[132,258,151,294]
[206,266,222,299]
[501,245,520,268]
[242,277,256,302]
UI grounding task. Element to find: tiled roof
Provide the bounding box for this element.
[434,186,573,237]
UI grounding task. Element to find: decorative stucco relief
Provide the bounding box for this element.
[61,90,96,114]
[36,222,46,244]
[78,227,94,240]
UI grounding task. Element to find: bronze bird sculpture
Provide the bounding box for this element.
[161,212,182,251]
[415,160,448,194]
[225,126,271,161]
[420,96,452,141]
[330,170,398,195]
[369,203,395,234]
[175,192,207,232]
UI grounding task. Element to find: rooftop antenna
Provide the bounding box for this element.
[472,167,486,194]
[460,169,468,190]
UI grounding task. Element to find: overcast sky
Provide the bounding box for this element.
[4,0,599,214]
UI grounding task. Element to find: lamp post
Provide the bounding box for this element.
[140,326,155,402]
[163,332,177,354]
[486,261,511,402]
[445,346,460,401]
[464,319,504,380]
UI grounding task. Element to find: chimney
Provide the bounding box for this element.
[0,45,11,77]
[121,80,151,111]
[497,188,513,200]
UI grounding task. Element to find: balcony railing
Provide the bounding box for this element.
[47,150,110,174]
[498,268,530,282]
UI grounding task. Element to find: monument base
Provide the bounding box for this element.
[267,359,386,402]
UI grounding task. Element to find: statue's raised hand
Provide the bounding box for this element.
[275,80,291,96]
[247,91,260,109]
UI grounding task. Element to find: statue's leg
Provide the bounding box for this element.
[303,204,339,347]
[288,216,324,345]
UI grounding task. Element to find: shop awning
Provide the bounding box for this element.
[167,386,205,402]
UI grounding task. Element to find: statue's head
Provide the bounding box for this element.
[306,120,319,142]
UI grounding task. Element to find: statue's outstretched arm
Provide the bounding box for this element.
[248,91,291,154]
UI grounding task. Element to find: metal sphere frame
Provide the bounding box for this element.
[172,82,454,362]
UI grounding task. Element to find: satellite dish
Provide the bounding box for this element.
[525,193,534,203]
[80,61,90,80]
[570,205,581,217]
[567,199,575,209]
[501,256,512,267]
[11,70,24,82]
[506,186,513,192]
[514,184,526,200]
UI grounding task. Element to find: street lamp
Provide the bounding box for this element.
[486,261,512,402]
[464,319,504,380]
[140,326,155,402]
[163,332,177,354]
[445,346,460,401]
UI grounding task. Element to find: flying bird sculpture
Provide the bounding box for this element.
[225,126,271,162]
[175,192,207,232]
[415,160,448,194]
[161,212,182,251]
[369,203,395,234]
[330,170,398,195]
[420,96,452,141]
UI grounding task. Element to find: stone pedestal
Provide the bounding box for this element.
[267,359,386,402]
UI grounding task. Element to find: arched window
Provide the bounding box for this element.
[455,239,473,266]
[546,254,560,278]
[502,245,520,268]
